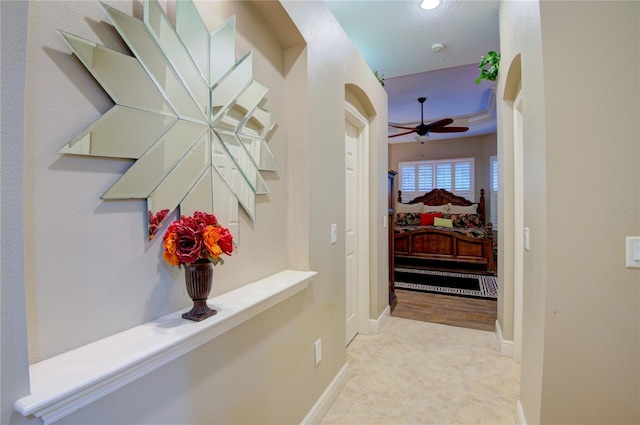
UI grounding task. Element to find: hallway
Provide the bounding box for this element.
[320,317,520,424]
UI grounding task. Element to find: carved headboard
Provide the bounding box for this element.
[397,188,487,226]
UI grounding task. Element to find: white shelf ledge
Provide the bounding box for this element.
[15,269,317,425]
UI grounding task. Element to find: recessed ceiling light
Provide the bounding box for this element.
[420,0,441,10]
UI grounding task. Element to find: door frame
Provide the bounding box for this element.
[345,101,370,337]
[513,90,524,362]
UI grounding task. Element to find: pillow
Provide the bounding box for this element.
[443,213,483,228]
[420,211,443,226]
[447,203,478,214]
[395,202,423,213]
[394,212,421,226]
[422,204,449,214]
[433,217,453,228]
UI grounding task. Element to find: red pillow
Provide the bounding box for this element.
[420,212,443,226]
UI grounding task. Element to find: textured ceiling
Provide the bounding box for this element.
[324,0,500,142]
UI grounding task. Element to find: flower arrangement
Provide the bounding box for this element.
[162,211,234,267]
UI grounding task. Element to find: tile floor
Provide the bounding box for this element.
[320,316,521,425]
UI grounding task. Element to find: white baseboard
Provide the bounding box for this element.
[369,305,390,334]
[495,319,514,357]
[301,363,349,425]
[515,400,526,425]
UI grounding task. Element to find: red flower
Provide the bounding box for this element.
[218,227,234,255]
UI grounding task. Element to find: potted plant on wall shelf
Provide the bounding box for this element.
[475,51,501,84]
[163,211,234,321]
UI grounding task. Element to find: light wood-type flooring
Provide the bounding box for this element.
[392,288,497,331]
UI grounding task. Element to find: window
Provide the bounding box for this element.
[399,158,474,202]
[490,155,498,228]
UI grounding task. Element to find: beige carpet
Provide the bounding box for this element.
[320,316,520,424]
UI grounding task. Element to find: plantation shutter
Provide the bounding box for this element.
[454,162,472,200]
[399,163,417,202]
[399,158,475,203]
[417,164,433,192]
[436,163,452,191]
[490,155,498,228]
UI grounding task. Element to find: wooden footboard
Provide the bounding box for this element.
[394,227,495,275]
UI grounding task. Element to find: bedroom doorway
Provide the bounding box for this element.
[344,100,370,346]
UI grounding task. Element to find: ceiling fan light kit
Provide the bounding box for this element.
[388,97,469,142]
[420,0,441,10]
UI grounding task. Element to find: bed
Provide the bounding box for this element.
[394,188,496,275]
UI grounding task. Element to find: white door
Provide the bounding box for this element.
[345,120,358,345]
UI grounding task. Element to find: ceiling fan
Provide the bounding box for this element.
[388,97,469,143]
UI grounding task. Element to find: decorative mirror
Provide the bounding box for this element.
[58,0,278,240]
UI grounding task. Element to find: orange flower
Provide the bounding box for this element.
[203,225,222,259]
[162,232,181,266]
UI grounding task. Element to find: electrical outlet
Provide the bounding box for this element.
[314,338,322,365]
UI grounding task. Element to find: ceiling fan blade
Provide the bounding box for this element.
[429,126,470,133]
[424,118,454,131]
[388,124,418,130]
[388,130,417,138]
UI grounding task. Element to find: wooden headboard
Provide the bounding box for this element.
[397,188,487,226]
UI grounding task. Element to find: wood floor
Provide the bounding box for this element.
[391,288,497,332]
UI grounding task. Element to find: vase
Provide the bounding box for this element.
[182,259,217,322]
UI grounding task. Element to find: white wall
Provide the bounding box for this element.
[499,1,640,423]
[1,1,389,423]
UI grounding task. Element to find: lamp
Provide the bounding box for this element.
[420,0,441,10]
[416,135,430,143]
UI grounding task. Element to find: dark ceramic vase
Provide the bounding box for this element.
[182,259,217,322]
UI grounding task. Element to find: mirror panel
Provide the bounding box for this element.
[103,121,208,199]
[59,105,177,159]
[211,132,256,220]
[214,81,268,131]
[180,168,240,242]
[240,107,277,139]
[174,0,210,84]
[59,31,175,116]
[101,3,206,123]
[144,0,210,120]
[209,17,237,88]
[237,133,279,172]
[214,130,269,195]
[147,132,210,234]
[210,51,253,123]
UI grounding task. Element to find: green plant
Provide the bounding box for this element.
[475,51,500,84]
[374,70,385,87]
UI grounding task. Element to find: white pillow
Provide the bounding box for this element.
[447,203,478,214]
[422,204,449,213]
[395,202,423,213]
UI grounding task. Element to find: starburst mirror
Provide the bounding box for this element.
[58,0,278,240]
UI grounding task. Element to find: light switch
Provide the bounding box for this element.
[524,227,530,251]
[626,237,640,268]
[331,224,337,244]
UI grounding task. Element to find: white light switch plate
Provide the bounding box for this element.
[626,237,640,268]
[331,224,337,244]
[524,227,530,251]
